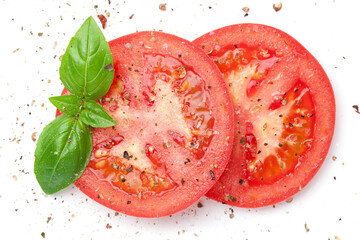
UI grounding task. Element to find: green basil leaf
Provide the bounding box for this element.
[49,95,82,116]
[59,16,114,100]
[34,114,92,194]
[79,99,117,128]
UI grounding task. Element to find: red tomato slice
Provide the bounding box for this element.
[193,24,335,208]
[58,31,234,217]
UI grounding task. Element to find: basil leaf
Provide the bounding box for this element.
[34,114,92,194]
[79,99,117,128]
[49,95,82,116]
[59,16,114,100]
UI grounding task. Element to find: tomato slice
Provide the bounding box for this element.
[193,24,335,208]
[59,31,234,217]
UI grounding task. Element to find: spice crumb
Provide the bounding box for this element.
[304,222,310,232]
[352,105,360,114]
[197,202,203,208]
[129,14,134,19]
[159,3,167,11]
[125,43,133,50]
[273,2,283,12]
[31,132,37,142]
[242,6,249,12]
[104,64,114,71]
[41,232,45,238]
[332,156,337,161]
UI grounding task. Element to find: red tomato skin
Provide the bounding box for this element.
[59,31,234,217]
[193,24,335,208]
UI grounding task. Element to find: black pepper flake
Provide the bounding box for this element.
[310,113,314,117]
[234,44,238,49]
[289,122,294,127]
[181,178,185,185]
[239,179,243,185]
[184,158,191,164]
[207,86,212,89]
[123,151,130,160]
[209,170,215,180]
[125,165,133,173]
[197,202,203,208]
[257,150,261,154]
[127,201,131,204]
[294,88,299,92]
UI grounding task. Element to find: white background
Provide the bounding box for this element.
[0,0,359,239]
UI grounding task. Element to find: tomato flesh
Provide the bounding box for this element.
[193,24,335,208]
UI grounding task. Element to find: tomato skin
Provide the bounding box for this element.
[193,24,335,208]
[60,31,234,217]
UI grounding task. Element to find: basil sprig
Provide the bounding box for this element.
[34,17,116,194]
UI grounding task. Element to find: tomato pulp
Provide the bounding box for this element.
[60,31,234,217]
[193,24,335,207]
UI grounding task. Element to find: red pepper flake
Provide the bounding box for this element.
[97,14,107,29]
[109,105,119,112]
[129,14,134,19]
[353,105,360,114]
[106,223,112,229]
